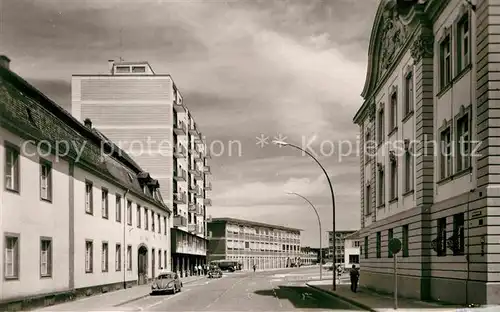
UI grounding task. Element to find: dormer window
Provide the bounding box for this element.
[116,66,130,73]
[132,66,146,73]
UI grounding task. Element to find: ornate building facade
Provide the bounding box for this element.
[353,0,500,305]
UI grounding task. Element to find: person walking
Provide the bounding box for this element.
[350,264,360,292]
[253,264,256,272]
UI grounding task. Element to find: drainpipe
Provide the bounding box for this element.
[466,188,474,306]
[123,189,130,289]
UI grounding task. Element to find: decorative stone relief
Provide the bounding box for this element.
[368,102,376,121]
[410,32,434,62]
[379,7,410,73]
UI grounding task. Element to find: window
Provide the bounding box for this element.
[127,245,132,271]
[365,132,371,163]
[404,72,414,118]
[152,211,155,232]
[164,250,167,269]
[164,217,167,235]
[40,238,52,277]
[158,250,161,269]
[137,205,141,228]
[376,232,381,258]
[115,244,122,271]
[402,225,409,257]
[349,255,359,264]
[116,194,122,222]
[85,240,93,273]
[457,112,470,172]
[453,213,465,255]
[390,91,397,131]
[101,188,109,219]
[404,150,413,192]
[437,218,447,257]
[365,184,371,215]
[100,242,109,272]
[40,161,52,201]
[115,66,130,73]
[354,241,360,247]
[364,237,368,259]
[440,35,452,88]
[5,235,19,279]
[457,14,470,72]
[378,108,385,144]
[388,229,394,258]
[158,214,161,234]
[390,157,398,200]
[378,167,385,206]
[144,208,149,230]
[440,127,452,179]
[5,145,20,192]
[127,200,132,225]
[132,66,146,73]
[85,181,93,214]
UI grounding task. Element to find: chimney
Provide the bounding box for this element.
[84,118,92,128]
[0,55,11,69]
[108,59,114,75]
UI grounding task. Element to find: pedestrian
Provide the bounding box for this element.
[350,264,359,293]
[253,264,256,272]
[198,264,202,276]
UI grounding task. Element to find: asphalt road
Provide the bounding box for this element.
[118,267,366,311]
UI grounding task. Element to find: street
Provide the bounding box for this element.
[117,267,364,311]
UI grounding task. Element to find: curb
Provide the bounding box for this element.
[305,283,376,312]
[114,276,207,307]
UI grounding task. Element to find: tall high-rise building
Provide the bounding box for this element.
[71,60,211,275]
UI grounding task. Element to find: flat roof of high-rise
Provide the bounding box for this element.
[209,217,302,232]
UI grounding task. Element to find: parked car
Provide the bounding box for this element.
[322,262,334,270]
[208,267,223,278]
[151,272,182,294]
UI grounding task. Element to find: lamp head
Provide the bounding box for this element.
[273,140,288,146]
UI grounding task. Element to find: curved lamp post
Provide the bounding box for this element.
[286,191,322,280]
[274,140,337,291]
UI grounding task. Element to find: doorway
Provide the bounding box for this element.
[138,245,148,285]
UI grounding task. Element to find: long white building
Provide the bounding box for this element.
[71,60,210,277]
[353,0,500,305]
[0,57,170,308]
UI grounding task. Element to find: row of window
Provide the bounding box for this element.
[5,144,53,201]
[4,235,51,280]
[84,240,168,274]
[363,213,465,259]
[84,181,168,235]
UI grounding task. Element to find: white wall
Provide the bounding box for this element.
[72,165,170,288]
[0,129,70,301]
[344,238,360,267]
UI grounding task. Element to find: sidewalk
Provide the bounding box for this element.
[306,280,463,312]
[34,275,206,311]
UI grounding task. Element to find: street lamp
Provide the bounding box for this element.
[274,140,337,291]
[286,191,323,280]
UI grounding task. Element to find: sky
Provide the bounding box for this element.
[0,0,379,247]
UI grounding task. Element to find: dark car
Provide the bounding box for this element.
[208,267,223,278]
[151,272,182,294]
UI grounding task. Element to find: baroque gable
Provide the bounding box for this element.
[360,0,426,101]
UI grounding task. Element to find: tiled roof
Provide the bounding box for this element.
[0,66,170,213]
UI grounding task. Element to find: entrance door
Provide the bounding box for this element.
[138,246,148,285]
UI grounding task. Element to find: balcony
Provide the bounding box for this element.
[188,184,197,194]
[194,134,203,143]
[204,198,212,206]
[173,215,187,227]
[189,123,199,135]
[188,223,197,233]
[195,186,203,198]
[173,145,186,158]
[205,182,212,191]
[174,121,187,135]
[204,165,211,174]
[173,169,186,182]
[189,149,201,160]
[173,191,187,204]
[188,202,197,213]
[174,99,185,112]
[196,204,204,216]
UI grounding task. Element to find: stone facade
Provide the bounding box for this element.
[353,0,500,305]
